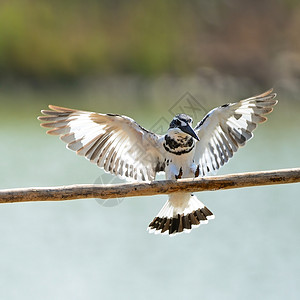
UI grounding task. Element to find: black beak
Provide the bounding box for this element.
[180,124,200,141]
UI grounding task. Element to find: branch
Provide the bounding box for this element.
[0,168,299,204]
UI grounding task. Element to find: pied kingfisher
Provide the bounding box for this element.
[39,89,277,236]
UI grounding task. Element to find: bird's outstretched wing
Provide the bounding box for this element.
[38,105,164,181]
[193,89,277,176]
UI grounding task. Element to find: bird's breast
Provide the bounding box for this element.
[164,147,196,180]
[163,135,194,156]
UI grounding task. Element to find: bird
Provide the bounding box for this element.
[38,89,277,236]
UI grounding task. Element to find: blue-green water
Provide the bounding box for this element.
[0,94,299,300]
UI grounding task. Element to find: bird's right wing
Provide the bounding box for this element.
[38,105,165,181]
[193,89,277,176]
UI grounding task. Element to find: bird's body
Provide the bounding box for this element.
[148,116,215,234]
[39,89,277,236]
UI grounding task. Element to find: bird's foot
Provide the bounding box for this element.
[194,165,200,177]
[175,167,183,180]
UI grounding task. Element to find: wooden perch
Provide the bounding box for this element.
[0,168,299,204]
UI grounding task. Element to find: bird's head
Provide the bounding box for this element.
[168,114,199,141]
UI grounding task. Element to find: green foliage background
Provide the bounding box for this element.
[0,0,300,85]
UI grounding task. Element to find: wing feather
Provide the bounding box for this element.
[194,89,277,176]
[38,106,164,181]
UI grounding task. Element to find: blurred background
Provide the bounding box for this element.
[0,0,299,299]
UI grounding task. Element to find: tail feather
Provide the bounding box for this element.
[148,194,214,236]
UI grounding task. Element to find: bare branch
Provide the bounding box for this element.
[0,168,299,204]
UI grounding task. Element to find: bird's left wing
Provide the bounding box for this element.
[38,105,164,181]
[193,89,277,176]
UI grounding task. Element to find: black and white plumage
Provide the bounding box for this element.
[38,89,277,236]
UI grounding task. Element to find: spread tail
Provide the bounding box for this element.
[147,193,214,236]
